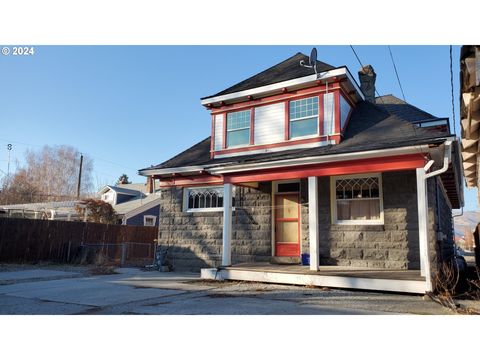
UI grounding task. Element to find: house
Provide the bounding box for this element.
[0,200,82,220]
[139,51,464,294]
[97,181,161,226]
[1,180,161,227]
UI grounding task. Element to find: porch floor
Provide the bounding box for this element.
[201,263,427,294]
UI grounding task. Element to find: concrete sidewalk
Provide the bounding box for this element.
[0,267,453,315]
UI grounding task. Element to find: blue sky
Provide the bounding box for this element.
[0,45,477,210]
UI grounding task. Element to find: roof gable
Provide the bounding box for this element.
[202,53,335,100]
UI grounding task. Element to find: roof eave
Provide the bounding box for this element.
[200,67,365,107]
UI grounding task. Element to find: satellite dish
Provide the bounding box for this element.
[299,47,318,75]
[309,47,317,67]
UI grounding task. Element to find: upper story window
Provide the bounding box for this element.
[289,96,318,139]
[227,110,251,147]
[331,174,384,225]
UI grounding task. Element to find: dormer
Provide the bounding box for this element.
[201,52,365,159]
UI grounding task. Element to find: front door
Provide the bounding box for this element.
[274,193,300,257]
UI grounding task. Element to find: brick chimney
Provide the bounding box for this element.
[358,65,376,103]
[146,176,154,194]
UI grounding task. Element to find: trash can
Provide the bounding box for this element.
[301,253,310,266]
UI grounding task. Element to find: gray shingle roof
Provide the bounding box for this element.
[375,94,438,122]
[201,53,335,100]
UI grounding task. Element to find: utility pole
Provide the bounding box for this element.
[7,144,12,177]
[77,154,83,199]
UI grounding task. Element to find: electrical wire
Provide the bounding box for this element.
[449,45,457,135]
[387,46,406,102]
[349,45,385,105]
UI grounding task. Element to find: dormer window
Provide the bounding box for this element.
[227,109,251,147]
[289,96,319,139]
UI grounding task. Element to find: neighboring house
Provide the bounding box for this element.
[97,182,161,226]
[1,181,161,227]
[0,200,82,220]
[139,51,464,294]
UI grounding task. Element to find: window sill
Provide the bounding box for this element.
[186,207,236,213]
[333,220,384,226]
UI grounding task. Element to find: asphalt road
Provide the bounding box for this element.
[0,267,453,315]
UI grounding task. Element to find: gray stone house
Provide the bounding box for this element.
[139,51,463,293]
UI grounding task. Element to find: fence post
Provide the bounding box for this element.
[121,243,126,267]
[67,241,71,263]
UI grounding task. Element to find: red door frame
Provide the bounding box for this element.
[274,193,300,257]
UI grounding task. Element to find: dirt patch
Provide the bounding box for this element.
[88,265,118,276]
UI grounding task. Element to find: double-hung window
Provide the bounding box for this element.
[289,96,319,139]
[226,110,251,147]
[331,174,384,225]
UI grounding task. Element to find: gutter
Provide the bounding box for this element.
[207,144,433,175]
[418,139,454,293]
[139,141,449,178]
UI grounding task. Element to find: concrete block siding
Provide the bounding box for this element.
[157,170,453,272]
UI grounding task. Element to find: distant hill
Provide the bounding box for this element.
[454,211,479,238]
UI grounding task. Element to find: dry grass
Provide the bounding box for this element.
[429,262,480,314]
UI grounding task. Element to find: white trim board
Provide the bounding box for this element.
[201,67,365,105]
[201,268,427,294]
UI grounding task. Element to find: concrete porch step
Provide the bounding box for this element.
[270,256,301,265]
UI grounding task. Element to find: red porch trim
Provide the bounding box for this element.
[223,154,426,183]
[159,174,224,188]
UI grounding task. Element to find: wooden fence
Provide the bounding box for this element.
[0,218,158,264]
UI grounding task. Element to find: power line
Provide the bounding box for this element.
[0,137,138,172]
[349,45,385,105]
[449,45,457,135]
[387,46,406,102]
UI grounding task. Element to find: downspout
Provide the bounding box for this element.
[420,140,453,293]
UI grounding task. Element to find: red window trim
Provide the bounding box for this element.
[318,92,325,136]
[210,84,342,115]
[213,135,331,156]
[223,108,254,150]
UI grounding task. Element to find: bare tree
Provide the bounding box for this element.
[0,145,94,204]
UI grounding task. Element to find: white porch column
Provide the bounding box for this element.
[416,168,432,292]
[222,183,233,267]
[308,176,320,271]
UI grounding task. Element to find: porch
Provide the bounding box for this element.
[201,263,427,294]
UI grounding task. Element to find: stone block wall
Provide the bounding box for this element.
[157,183,272,271]
[301,171,422,269]
[157,170,455,273]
